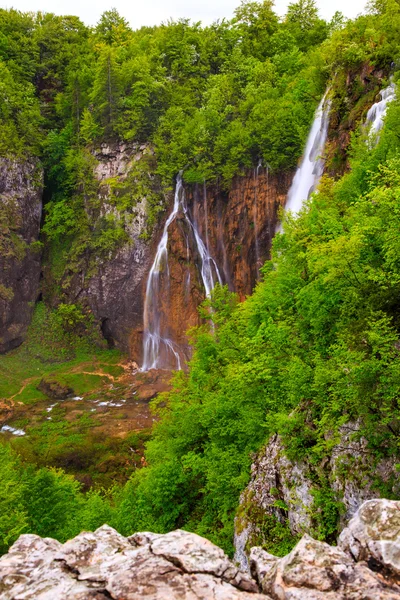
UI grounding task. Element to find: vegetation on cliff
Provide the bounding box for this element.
[2,0,400,561]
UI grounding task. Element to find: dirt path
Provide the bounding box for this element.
[7,360,128,404]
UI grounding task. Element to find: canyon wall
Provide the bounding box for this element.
[135,168,293,368]
[57,142,292,365]
[0,158,43,352]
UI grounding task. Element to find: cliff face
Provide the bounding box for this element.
[1,499,400,599]
[234,425,399,572]
[188,169,292,300]
[131,168,292,367]
[326,63,389,175]
[50,143,163,355]
[0,158,43,353]
[57,142,292,365]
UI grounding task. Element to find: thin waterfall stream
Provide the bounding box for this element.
[253,160,262,279]
[281,92,331,220]
[365,80,396,145]
[142,173,222,371]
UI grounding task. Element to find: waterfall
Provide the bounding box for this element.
[142,173,222,371]
[365,81,396,144]
[283,92,331,217]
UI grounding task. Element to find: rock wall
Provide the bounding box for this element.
[56,142,165,355]
[134,168,293,367]
[2,499,400,599]
[0,158,43,353]
[188,169,293,299]
[326,63,389,175]
[234,425,399,571]
[61,142,292,364]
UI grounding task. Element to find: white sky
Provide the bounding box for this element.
[1,0,368,29]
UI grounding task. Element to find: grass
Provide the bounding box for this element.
[0,302,154,490]
[0,302,123,404]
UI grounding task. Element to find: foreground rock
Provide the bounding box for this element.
[0,527,266,600]
[0,158,43,353]
[250,499,400,599]
[2,499,400,599]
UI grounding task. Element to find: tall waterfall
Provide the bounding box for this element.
[365,81,396,143]
[283,93,331,217]
[142,173,222,371]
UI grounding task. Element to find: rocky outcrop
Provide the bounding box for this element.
[250,499,400,599]
[2,500,400,599]
[0,158,43,353]
[234,426,399,571]
[0,526,265,600]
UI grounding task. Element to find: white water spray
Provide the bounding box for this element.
[365,81,396,145]
[142,173,222,371]
[283,93,331,217]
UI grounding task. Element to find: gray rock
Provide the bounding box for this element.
[330,423,398,527]
[235,426,399,569]
[234,434,313,570]
[3,501,400,599]
[339,498,400,574]
[251,531,400,599]
[0,526,267,600]
[0,158,43,353]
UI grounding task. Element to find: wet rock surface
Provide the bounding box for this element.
[59,142,291,363]
[2,500,400,599]
[0,158,43,353]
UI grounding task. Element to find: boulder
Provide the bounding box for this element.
[338,498,400,575]
[38,376,74,399]
[250,534,400,599]
[3,500,400,599]
[0,525,268,600]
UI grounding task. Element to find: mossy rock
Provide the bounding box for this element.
[37,376,74,400]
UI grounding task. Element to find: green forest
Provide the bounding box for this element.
[2,0,400,559]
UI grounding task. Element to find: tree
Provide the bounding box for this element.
[285,0,328,51]
[90,44,122,137]
[96,9,132,45]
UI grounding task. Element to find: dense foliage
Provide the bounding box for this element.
[118,97,400,553]
[2,0,400,560]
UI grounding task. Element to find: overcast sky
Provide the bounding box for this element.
[1,0,368,28]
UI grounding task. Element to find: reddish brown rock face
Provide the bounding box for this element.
[189,169,293,300]
[130,168,293,367]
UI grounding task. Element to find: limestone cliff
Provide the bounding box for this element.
[1,499,400,599]
[0,158,43,353]
[234,424,399,572]
[42,142,165,354]
[132,168,293,367]
[45,141,292,363]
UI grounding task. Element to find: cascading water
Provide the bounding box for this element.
[283,92,331,217]
[365,81,396,144]
[142,173,222,371]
